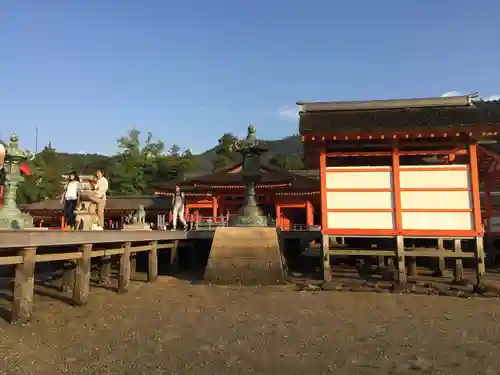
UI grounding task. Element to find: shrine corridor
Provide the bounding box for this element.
[1,278,500,375]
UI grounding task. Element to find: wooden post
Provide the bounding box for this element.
[61,261,76,293]
[434,238,446,277]
[73,244,92,305]
[130,255,137,275]
[453,239,464,282]
[148,241,158,282]
[12,247,36,324]
[118,242,131,294]
[475,236,486,284]
[170,240,180,273]
[407,256,417,277]
[99,255,112,285]
[396,236,407,284]
[322,234,332,282]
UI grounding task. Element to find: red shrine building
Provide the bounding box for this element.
[154,161,320,230]
[298,94,500,281]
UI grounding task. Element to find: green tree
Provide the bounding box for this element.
[17,143,64,204]
[213,133,238,170]
[269,153,288,169]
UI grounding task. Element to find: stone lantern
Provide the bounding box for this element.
[0,134,34,230]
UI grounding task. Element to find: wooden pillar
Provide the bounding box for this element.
[434,238,446,277]
[306,200,314,227]
[118,242,131,293]
[130,255,137,275]
[148,241,158,282]
[61,261,76,293]
[469,144,486,283]
[469,144,484,235]
[12,247,36,324]
[99,255,112,285]
[73,244,92,305]
[453,239,464,282]
[407,256,417,277]
[275,203,281,229]
[170,240,180,273]
[212,197,218,217]
[321,234,332,282]
[396,235,407,284]
[475,236,486,283]
[484,176,493,234]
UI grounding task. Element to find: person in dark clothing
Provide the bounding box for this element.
[61,171,80,229]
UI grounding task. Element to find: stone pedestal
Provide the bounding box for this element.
[205,227,285,285]
[0,207,33,230]
[229,205,268,227]
[122,223,152,231]
[75,200,99,230]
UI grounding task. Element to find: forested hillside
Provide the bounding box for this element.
[11,129,303,204]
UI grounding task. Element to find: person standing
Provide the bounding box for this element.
[87,169,109,229]
[171,184,187,231]
[61,171,79,229]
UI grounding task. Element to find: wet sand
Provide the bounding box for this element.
[1,277,500,375]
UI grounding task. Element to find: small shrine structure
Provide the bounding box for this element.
[298,94,500,283]
[154,160,320,230]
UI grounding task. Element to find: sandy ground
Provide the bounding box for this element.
[1,277,500,375]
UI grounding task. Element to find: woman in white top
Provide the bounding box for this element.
[61,171,80,229]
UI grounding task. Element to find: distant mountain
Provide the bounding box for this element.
[49,135,302,174]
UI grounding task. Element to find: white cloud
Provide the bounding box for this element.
[441,91,463,97]
[441,91,499,101]
[276,104,298,121]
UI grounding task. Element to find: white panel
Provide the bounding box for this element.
[401,191,472,210]
[326,167,392,189]
[399,165,470,189]
[327,212,395,229]
[402,212,473,230]
[327,192,394,209]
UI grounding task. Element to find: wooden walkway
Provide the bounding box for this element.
[0,229,215,324]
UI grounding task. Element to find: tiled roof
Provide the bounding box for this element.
[154,162,319,192]
[299,96,500,136]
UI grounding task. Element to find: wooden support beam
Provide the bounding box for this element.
[322,234,332,282]
[396,236,407,284]
[407,256,417,277]
[148,241,158,282]
[118,242,131,294]
[170,240,180,274]
[12,247,36,324]
[130,255,137,276]
[475,236,486,285]
[73,244,92,306]
[453,239,464,282]
[61,261,75,293]
[434,238,446,277]
[99,255,112,285]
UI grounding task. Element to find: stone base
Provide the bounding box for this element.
[204,227,285,285]
[122,223,152,231]
[229,205,268,227]
[0,207,33,230]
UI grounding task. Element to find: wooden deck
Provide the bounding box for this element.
[0,229,214,249]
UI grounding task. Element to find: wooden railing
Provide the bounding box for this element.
[0,239,179,325]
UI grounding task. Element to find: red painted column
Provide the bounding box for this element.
[306,200,314,227]
[275,203,281,229]
[484,175,493,233]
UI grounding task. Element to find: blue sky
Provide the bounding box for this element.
[1,0,499,155]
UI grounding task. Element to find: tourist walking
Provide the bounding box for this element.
[61,171,79,229]
[171,184,187,231]
[87,169,109,229]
